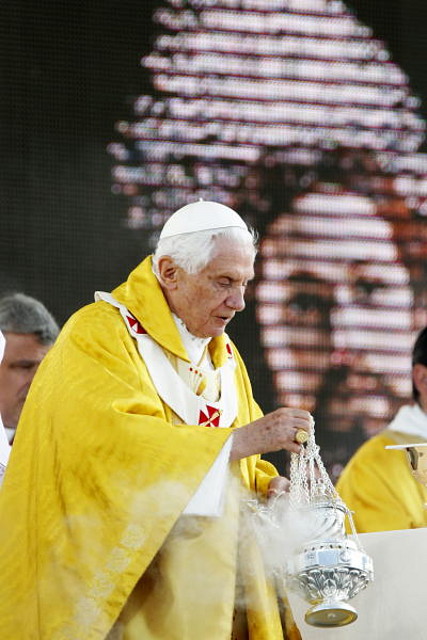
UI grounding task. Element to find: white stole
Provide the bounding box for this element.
[95,292,238,515]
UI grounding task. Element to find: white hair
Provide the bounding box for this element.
[152,225,257,276]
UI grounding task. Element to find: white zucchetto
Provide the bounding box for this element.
[159,200,248,239]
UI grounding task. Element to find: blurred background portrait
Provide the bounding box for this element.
[108,0,427,478]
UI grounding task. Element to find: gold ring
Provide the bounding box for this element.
[295,429,309,444]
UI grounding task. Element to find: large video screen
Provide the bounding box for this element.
[108,0,427,478]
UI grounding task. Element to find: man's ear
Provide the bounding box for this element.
[157,256,179,290]
[413,363,427,396]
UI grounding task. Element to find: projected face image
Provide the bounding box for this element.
[256,189,414,446]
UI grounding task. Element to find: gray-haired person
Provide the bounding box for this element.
[0,293,59,443]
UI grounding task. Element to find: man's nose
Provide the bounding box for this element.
[226,287,246,311]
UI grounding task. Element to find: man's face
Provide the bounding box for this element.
[0,332,51,430]
[165,240,255,338]
[256,192,414,432]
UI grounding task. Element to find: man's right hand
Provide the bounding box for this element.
[230,407,313,461]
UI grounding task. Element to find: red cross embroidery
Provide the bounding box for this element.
[126,314,146,335]
[198,405,221,427]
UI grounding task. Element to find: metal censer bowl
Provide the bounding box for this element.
[286,500,374,627]
[285,422,374,628]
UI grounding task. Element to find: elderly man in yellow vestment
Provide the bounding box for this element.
[0,201,311,640]
[336,326,427,532]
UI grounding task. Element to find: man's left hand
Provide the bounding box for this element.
[267,475,290,499]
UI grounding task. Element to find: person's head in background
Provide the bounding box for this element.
[0,293,59,442]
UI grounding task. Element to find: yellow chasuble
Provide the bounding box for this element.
[0,256,300,640]
[336,430,427,533]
